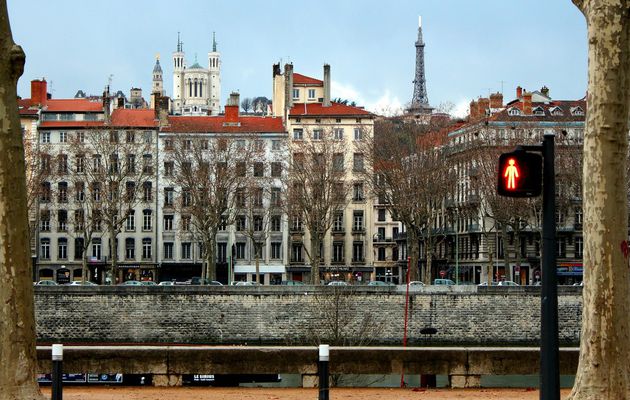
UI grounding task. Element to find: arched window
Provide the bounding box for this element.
[199,80,203,97]
[188,80,192,97]
[194,79,198,97]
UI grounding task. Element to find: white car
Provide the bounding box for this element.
[497,280,520,286]
[64,281,97,286]
[327,281,349,286]
[408,281,425,286]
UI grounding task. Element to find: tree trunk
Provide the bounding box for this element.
[255,247,260,284]
[514,232,522,284]
[569,1,630,398]
[0,2,46,397]
[206,235,217,282]
[407,229,421,283]
[424,236,433,284]
[110,226,118,280]
[500,226,512,281]
[487,250,494,286]
[310,236,320,285]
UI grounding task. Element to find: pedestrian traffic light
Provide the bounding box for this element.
[497,150,542,197]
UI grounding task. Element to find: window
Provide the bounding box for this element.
[272,140,281,151]
[143,181,152,202]
[40,182,51,202]
[184,139,192,150]
[40,210,50,232]
[57,210,67,232]
[92,182,101,202]
[40,154,51,173]
[556,237,566,258]
[182,189,191,207]
[58,182,68,203]
[92,239,101,260]
[353,153,364,172]
[76,155,85,173]
[253,215,264,231]
[253,187,264,206]
[142,209,152,230]
[271,187,281,207]
[181,242,192,259]
[201,139,209,150]
[40,238,50,259]
[92,155,101,171]
[163,242,174,260]
[354,128,363,141]
[333,153,344,172]
[219,215,227,231]
[271,162,282,177]
[126,131,135,143]
[308,89,316,99]
[333,128,344,140]
[143,131,152,144]
[353,242,364,262]
[142,154,153,174]
[236,162,247,177]
[313,129,323,140]
[164,138,173,150]
[57,154,68,174]
[109,153,119,173]
[236,189,245,207]
[353,182,364,201]
[234,242,245,259]
[92,209,102,231]
[353,211,364,231]
[77,131,85,143]
[271,215,281,231]
[181,215,191,231]
[293,129,303,140]
[378,209,386,222]
[73,209,84,231]
[236,215,246,231]
[59,131,67,143]
[142,238,152,259]
[575,207,583,227]
[125,181,135,201]
[575,237,583,258]
[291,243,303,262]
[333,212,344,231]
[333,242,344,262]
[164,161,174,177]
[508,107,521,116]
[74,238,84,260]
[126,210,135,231]
[109,131,119,143]
[253,162,264,177]
[125,238,135,260]
[163,214,174,231]
[292,88,299,99]
[41,132,50,143]
[271,242,282,259]
[126,154,136,173]
[164,188,174,206]
[378,247,386,261]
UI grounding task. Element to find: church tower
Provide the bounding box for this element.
[408,16,432,115]
[172,33,185,113]
[207,32,221,115]
[152,55,164,96]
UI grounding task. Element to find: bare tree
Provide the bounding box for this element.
[286,129,351,285]
[0,1,46,397]
[240,97,253,113]
[568,1,630,398]
[368,119,456,283]
[64,128,154,283]
[166,134,256,282]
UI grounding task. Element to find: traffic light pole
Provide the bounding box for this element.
[540,133,559,400]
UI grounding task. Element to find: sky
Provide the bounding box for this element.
[7,0,587,117]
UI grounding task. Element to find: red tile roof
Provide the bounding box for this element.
[110,109,158,128]
[44,99,103,113]
[163,116,285,133]
[289,102,372,117]
[39,121,105,129]
[18,99,39,116]
[293,73,323,85]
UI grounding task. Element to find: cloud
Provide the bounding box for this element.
[452,98,470,119]
[331,80,404,116]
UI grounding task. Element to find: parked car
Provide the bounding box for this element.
[433,279,455,285]
[281,280,306,286]
[477,281,498,286]
[408,281,425,286]
[35,280,58,286]
[158,281,175,286]
[118,280,143,286]
[497,280,520,286]
[234,281,261,286]
[141,281,157,286]
[327,281,350,286]
[190,277,223,285]
[64,281,97,286]
[368,280,395,286]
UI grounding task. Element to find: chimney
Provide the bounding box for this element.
[540,86,550,98]
[103,89,111,124]
[225,92,240,124]
[323,64,331,107]
[30,79,48,107]
[284,63,294,110]
[523,92,533,115]
[153,94,170,127]
[469,100,477,120]
[516,86,523,99]
[478,97,490,116]
[273,63,281,78]
[489,92,503,109]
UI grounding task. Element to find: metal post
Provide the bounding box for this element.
[51,344,63,400]
[540,133,559,400]
[318,344,329,400]
[401,256,411,387]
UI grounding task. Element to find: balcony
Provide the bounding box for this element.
[373,236,395,244]
[351,258,365,265]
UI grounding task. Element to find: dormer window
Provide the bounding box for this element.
[533,106,545,116]
[550,106,564,116]
[571,106,584,116]
[508,107,521,116]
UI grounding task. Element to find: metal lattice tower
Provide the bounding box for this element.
[410,16,432,113]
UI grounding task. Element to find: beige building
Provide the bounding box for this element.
[272,63,376,283]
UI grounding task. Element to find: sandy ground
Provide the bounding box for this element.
[40,387,573,399]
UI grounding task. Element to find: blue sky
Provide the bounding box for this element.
[7,0,587,116]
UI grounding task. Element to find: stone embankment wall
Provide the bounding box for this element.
[34,286,582,346]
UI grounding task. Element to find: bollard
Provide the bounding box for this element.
[318,344,329,400]
[51,344,63,400]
